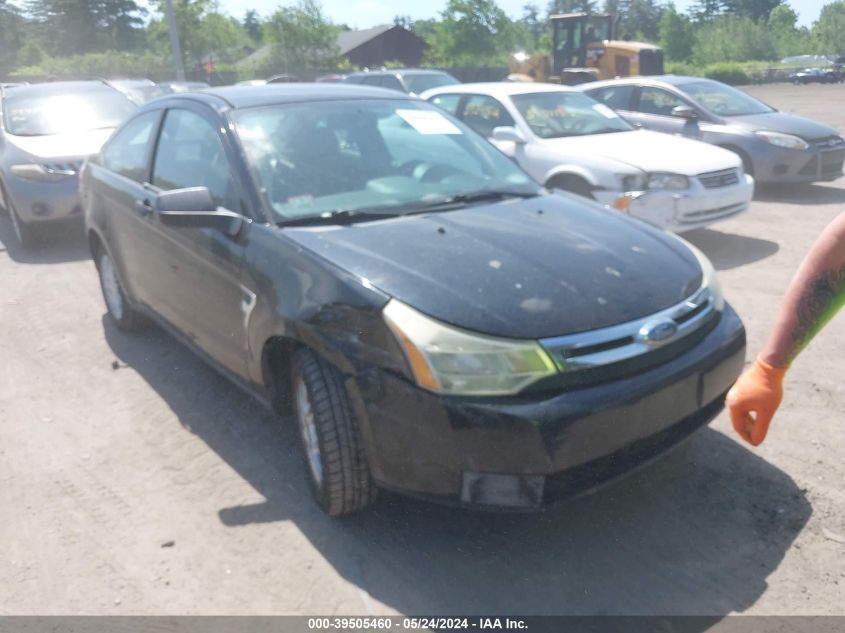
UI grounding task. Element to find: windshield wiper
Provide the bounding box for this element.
[406,189,540,213]
[277,208,402,227]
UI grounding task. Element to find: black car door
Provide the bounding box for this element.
[144,105,251,379]
[91,109,164,308]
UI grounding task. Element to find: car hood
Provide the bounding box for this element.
[725,111,840,140]
[4,128,114,160]
[283,195,703,339]
[540,129,740,175]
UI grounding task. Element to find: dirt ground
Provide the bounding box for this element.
[1,83,845,617]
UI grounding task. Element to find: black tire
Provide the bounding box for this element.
[1,182,39,248]
[291,348,375,516]
[94,245,148,331]
[546,174,593,199]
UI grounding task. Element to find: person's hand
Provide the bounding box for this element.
[726,357,787,446]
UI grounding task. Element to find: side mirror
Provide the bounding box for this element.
[671,105,698,120]
[491,125,527,144]
[156,187,243,237]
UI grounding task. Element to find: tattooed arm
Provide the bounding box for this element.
[760,211,845,367]
[727,211,845,445]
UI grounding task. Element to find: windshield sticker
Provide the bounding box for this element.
[592,104,619,119]
[397,109,462,135]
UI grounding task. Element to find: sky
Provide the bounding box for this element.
[218,0,827,28]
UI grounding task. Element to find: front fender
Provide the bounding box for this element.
[241,222,407,389]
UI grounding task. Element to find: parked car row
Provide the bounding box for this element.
[0,74,841,517]
[422,81,754,233]
[788,67,843,85]
[580,75,845,184]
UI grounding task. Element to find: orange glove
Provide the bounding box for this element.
[726,356,787,446]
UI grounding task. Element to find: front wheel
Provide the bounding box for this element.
[96,248,147,331]
[292,348,375,516]
[2,184,39,248]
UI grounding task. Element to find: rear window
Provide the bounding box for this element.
[403,73,459,95]
[3,88,136,136]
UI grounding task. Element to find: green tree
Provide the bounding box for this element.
[659,3,693,61]
[263,0,341,73]
[692,13,777,63]
[768,4,803,57]
[547,0,596,14]
[688,0,727,22]
[426,0,519,66]
[26,0,145,55]
[521,2,545,50]
[723,0,782,21]
[812,0,845,55]
[148,1,246,69]
[0,1,28,75]
[620,0,664,40]
[243,9,263,44]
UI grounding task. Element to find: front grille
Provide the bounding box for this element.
[697,168,739,189]
[811,135,845,151]
[535,286,720,391]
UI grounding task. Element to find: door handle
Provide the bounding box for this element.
[134,199,154,217]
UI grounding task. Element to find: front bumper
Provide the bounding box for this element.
[752,143,845,183]
[349,303,746,509]
[2,171,84,224]
[593,175,753,233]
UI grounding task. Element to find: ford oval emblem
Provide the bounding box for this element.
[638,319,678,344]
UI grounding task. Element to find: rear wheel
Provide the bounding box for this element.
[291,348,375,516]
[95,247,147,331]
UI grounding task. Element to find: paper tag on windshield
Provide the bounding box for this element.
[397,109,462,135]
[592,104,619,119]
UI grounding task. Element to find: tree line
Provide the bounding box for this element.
[1,0,844,80]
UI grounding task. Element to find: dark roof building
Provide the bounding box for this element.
[337,25,428,68]
[235,24,429,72]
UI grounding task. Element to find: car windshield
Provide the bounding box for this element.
[510,91,633,138]
[2,89,137,136]
[403,73,459,95]
[680,80,775,116]
[233,99,538,222]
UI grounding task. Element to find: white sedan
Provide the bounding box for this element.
[421,82,754,233]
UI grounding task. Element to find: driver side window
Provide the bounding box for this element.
[637,87,686,117]
[152,109,239,211]
[460,95,515,138]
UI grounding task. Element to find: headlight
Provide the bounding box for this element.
[10,163,74,183]
[675,238,724,312]
[383,299,557,396]
[647,173,690,190]
[755,130,809,151]
[620,173,647,191]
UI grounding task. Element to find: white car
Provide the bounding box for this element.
[421,82,754,233]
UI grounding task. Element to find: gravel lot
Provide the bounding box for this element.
[1,83,844,617]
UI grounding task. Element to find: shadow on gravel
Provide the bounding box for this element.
[0,212,89,264]
[754,182,845,205]
[104,316,811,618]
[684,228,779,271]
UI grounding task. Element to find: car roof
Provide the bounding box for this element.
[579,75,713,90]
[347,68,452,77]
[145,83,418,111]
[1,80,120,99]
[422,81,578,99]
